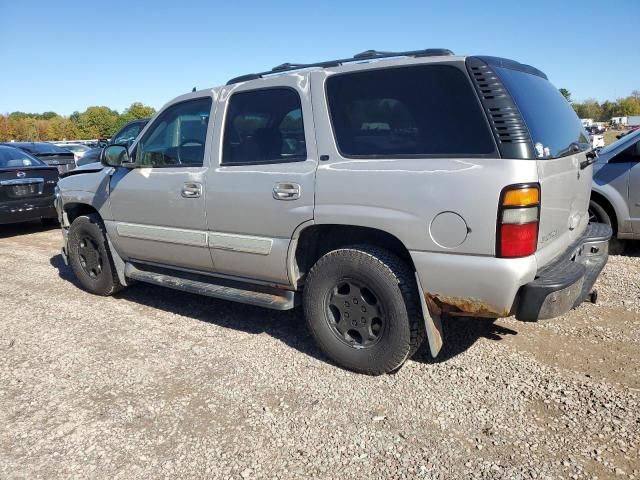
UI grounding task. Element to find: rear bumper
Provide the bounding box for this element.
[515,223,612,321]
[0,198,57,224]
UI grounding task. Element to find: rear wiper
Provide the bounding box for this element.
[580,149,598,170]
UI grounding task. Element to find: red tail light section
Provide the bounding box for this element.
[497,184,541,258]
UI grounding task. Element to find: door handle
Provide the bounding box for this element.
[181,182,202,198]
[273,182,301,201]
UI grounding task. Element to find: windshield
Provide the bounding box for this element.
[0,146,47,168]
[598,128,640,156]
[495,67,590,159]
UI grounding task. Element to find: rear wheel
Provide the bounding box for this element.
[589,199,624,255]
[303,245,425,375]
[68,214,124,296]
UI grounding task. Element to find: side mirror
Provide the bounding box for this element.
[102,145,132,168]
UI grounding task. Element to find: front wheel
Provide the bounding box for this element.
[68,214,124,296]
[303,245,425,375]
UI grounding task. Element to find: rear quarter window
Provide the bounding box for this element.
[326,64,496,157]
[494,67,590,158]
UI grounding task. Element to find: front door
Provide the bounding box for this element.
[106,96,216,271]
[205,79,317,285]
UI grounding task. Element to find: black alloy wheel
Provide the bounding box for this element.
[326,278,387,349]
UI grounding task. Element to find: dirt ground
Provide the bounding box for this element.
[1,223,639,479]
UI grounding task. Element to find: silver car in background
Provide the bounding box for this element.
[590,129,640,252]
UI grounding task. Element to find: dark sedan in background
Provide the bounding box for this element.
[0,142,75,174]
[0,146,59,225]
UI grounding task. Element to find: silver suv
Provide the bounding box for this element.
[55,49,611,375]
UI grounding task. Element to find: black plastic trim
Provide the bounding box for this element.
[515,222,612,321]
[226,48,455,85]
[474,56,548,80]
[466,57,536,160]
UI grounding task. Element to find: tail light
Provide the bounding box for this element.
[497,184,540,258]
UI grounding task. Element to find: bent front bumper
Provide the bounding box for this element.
[515,223,612,321]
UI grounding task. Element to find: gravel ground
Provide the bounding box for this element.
[0,223,639,479]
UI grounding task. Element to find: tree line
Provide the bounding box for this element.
[560,89,640,122]
[0,102,156,142]
[2,89,639,143]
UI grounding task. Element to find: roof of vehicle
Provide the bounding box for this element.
[4,142,72,154]
[225,49,548,85]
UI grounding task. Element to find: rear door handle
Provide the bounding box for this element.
[273,182,301,201]
[181,182,202,198]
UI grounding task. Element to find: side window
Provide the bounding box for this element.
[136,98,212,167]
[612,141,640,163]
[222,88,306,165]
[113,122,144,146]
[326,65,496,157]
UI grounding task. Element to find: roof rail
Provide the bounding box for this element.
[226,48,454,85]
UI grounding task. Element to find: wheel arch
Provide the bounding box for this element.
[590,188,626,235]
[63,202,101,227]
[289,223,415,288]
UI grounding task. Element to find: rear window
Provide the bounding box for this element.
[0,147,46,168]
[21,143,71,154]
[494,67,590,158]
[326,65,496,157]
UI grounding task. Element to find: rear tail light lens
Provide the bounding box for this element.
[497,184,540,258]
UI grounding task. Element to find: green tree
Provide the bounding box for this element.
[117,102,156,128]
[559,88,572,102]
[39,111,59,120]
[77,106,120,138]
[615,97,640,116]
[0,116,9,141]
[572,98,602,120]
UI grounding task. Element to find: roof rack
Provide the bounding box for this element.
[226,48,454,85]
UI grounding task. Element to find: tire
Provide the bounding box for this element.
[68,214,124,296]
[303,245,425,375]
[589,200,624,255]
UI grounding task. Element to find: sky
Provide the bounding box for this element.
[0,0,638,116]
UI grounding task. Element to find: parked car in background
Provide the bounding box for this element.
[590,128,640,253]
[0,145,58,225]
[55,143,92,164]
[616,126,640,140]
[1,142,75,174]
[77,119,150,166]
[55,49,610,375]
[588,131,605,148]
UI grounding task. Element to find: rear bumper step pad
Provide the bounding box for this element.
[516,223,612,321]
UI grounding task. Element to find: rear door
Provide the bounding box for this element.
[492,66,594,266]
[205,77,317,285]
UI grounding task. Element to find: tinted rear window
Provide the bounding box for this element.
[0,146,46,168]
[20,143,71,154]
[495,67,590,158]
[326,65,495,157]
